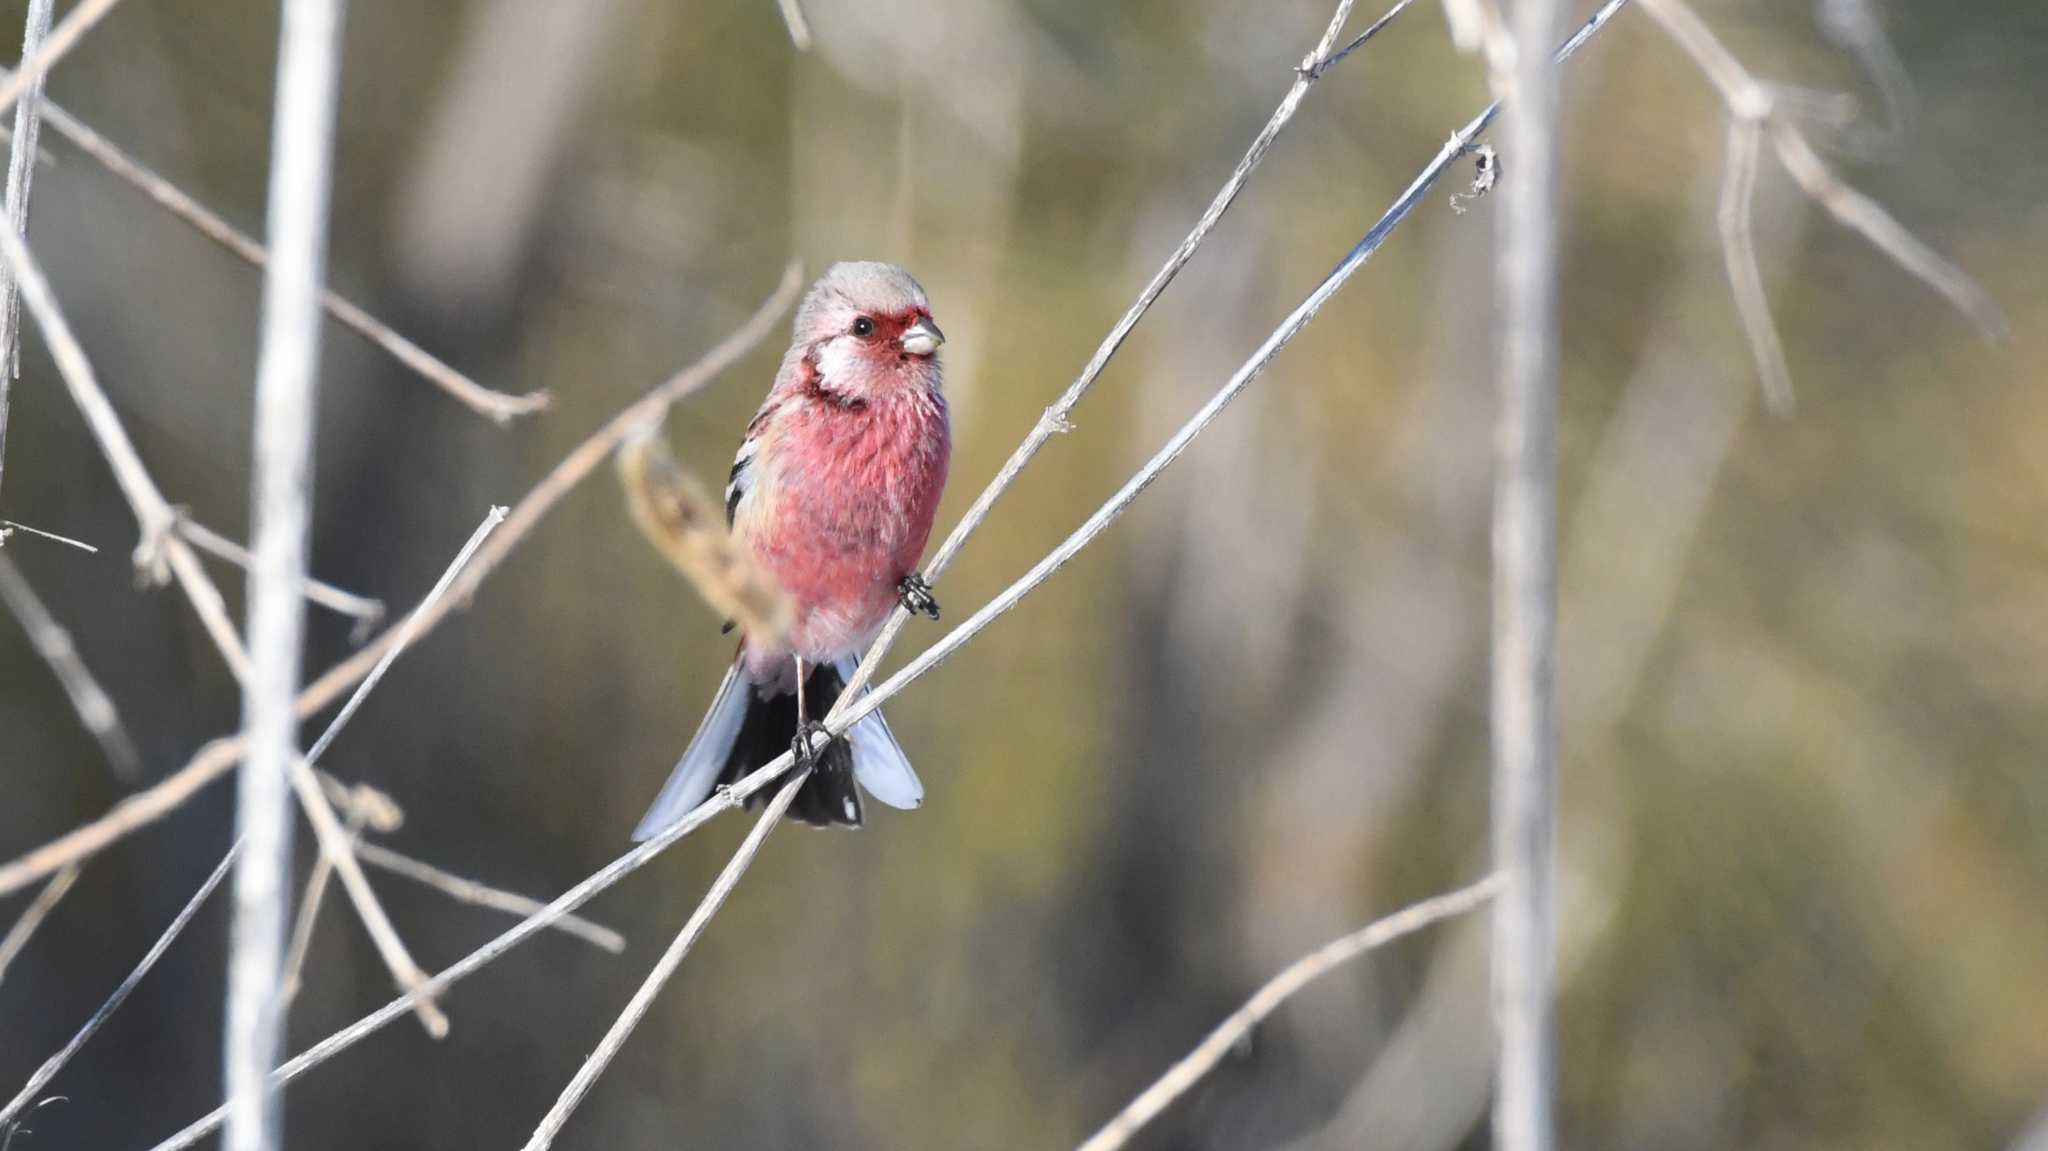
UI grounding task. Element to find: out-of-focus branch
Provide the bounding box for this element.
[0,221,252,680]
[0,845,237,1137]
[0,0,126,122]
[1076,876,1503,1151]
[1636,0,2005,410]
[835,0,1411,708]
[0,863,76,985]
[176,516,384,630]
[352,841,625,954]
[227,1,345,1145]
[616,430,790,643]
[774,0,813,50]
[516,774,804,1150]
[0,66,550,424]
[0,0,52,511]
[276,810,358,1009]
[143,10,1641,1141]
[0,552,142,779]
[0,266,798,901]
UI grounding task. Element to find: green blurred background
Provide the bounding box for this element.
[2,1,2044,1148]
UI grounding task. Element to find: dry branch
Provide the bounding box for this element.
[0,66,549,424]
[0,845,237,1136]
[0,551,141,779]
[1488,1,1566,1149]
[176,515,384,628]
[773,0,813,51]
[0,0,52,508]
[226,1,345,1145]
[1075,876,1503,1151]
[0,0,126,123]
[0,863,76,985]
[616,429,791,643]
[517,774,805,1150]
[353,841,625,954]
[141,8,1642,1143]
[1635,0,2005,409]
[0,268,799,901]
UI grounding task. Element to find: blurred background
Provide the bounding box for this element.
[1,0,2043,1147]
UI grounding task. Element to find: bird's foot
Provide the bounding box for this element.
[897,572,941,620]
[791,721,834,770]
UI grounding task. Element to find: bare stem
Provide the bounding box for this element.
[0,863,77,985]
[177,516,385,627]
[1490,1,1566,1150]
[773,0,813,51]
[1075,875,1503,1151]
[0,0,53,510]
[517,774,804,1150]
[0,551,142,779]
[0,66,549,424]
[0,845,238,1135]
[353,841,625,954]
[0,269,799,901]
[0,0,127,123]
[225,3,344,1147]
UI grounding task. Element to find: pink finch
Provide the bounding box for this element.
[633,262,951,835]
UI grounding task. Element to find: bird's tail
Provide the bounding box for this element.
[631,657,924,840]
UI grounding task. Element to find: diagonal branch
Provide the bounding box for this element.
[141,12,1641,1149]
[516,773,805,1150]
[773,0,813,51]
[0,863,77,985]
[1075,876,1503,1151]
[0,0,128,124]
[352,841,625,954]
[1636,0,2005,409]
[0,551,142,779]
[176,515,384,629]
[0,844,238,1136]
[0,68,550,424]
[0,266,801,899]
[0,0,52,512]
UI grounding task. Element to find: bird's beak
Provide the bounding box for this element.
[899,317,945,357]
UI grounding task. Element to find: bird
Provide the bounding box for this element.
[632,262,951,837]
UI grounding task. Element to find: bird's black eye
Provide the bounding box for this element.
[852,317,876,337]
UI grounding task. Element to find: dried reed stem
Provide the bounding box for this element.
[0,863,76,985]
[0,0,127,122]
[177,515,384,626]
[353,841,625,954]
[0,0,52,509]
[0,551,141,778]
[0,845,238,1136]
[225,2,345,1144]
[1075,875,1504,1151]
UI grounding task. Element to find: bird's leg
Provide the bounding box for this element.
[790,656,826,770]
[897,572,941,620]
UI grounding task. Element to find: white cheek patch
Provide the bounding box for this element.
[814,338,862,392]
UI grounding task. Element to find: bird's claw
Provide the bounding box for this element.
[897,572,940,620]
[791,721,832,770]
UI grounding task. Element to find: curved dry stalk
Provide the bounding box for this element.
[517,773,805,1150]
[0,863,77,984]
[0,268,799,902]
[0,552,142,779]
[0,68,550,424]
[1075,876,1503,1151]
[1635,0,2005,408]
[0,845,238,1135]
[616,430,791,643]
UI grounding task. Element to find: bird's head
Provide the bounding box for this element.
[791,261,945,404]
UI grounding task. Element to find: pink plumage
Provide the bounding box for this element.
[633,262,951,835]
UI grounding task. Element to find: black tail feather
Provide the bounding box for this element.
[719,662,863,828]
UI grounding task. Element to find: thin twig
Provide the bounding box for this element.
[1490,1,1566,1149]
[0,519,95,551]
[142,16,1640,1148]
[0,0,52,511]
[1074,875,1503,1151]
[836,0,1406,711]
[517,773,804,1150]
[276,813,355,1009]
[0,268,799,900]
[773,0,813,51]
[0,551,142,779]
[0,864,77,984]
[1716,116,1792,414]
[0,0,127,123]
[353,841,625,954]
[227,2,345,1144]
[1635,0,2005,407]
[177,516,384,627]
[0,66,550,424]
[0,222,252,679]
[0,844,237,1135]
